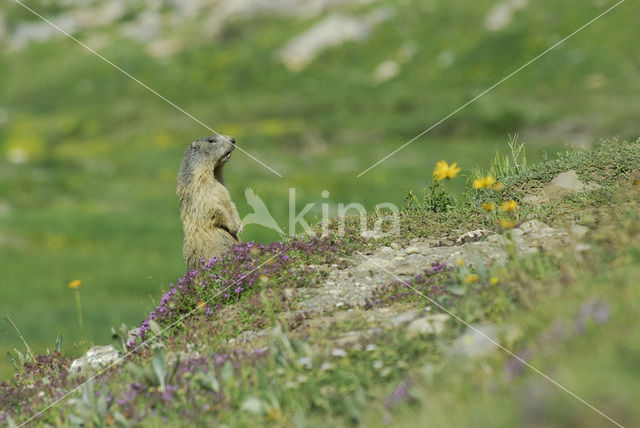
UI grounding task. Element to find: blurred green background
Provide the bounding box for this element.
[0,0,637,378]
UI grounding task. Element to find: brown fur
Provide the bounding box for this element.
[177,135,242,271]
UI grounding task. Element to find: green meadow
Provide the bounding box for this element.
[0,0,638,380]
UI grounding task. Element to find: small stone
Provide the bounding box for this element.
[361,230,381,240]
[331,348,347,358]
[373,60,400,82]
[297,357,313,369]
[390,242,401,250]
[404,246,420,255]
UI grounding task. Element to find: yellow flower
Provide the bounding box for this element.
[68,280,82,289]
[500,200,518,212]
[489,276,499,285]
[500,219,515,229]
[196,300,206,309]
[456,258,466,266]
[482,202,495,211]
[433,160,461,181]
[464,274,479,284]
[472,175,496,189]
[493,182,504,192]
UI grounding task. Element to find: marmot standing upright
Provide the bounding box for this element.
[177,135,243,271]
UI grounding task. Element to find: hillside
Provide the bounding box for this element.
[1,0,640,375]
[1,139,639,426]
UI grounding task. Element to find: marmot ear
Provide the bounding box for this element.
[190,142,200,151]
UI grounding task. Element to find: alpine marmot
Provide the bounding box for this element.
[177,135,242,271]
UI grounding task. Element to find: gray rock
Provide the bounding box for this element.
[358,256,392,271]
[404,246,420,255]
[278,7,393,70]
[550,170,600,192]
[406,313,449,337]
[523,170,600,204]
[11,15,78,50]
[70,345,120,374]
[570,225,590,239]
[517,220,548,235]
[390,310,419,327]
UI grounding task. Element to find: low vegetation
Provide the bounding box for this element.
[2,139,639,427]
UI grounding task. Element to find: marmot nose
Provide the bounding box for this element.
[228,137,236,145]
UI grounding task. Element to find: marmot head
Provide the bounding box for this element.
[179,134,236,186]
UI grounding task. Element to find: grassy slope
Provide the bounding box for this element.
[1,0,639,378]
[1,139,639,426]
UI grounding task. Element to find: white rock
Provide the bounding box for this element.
[70,345,120,374]
[390,242,401,250]
[373,60,400,82]
[297,356,313,369]
[485,0,528,32]
[404,246,420,255]
[331,348,347,358]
